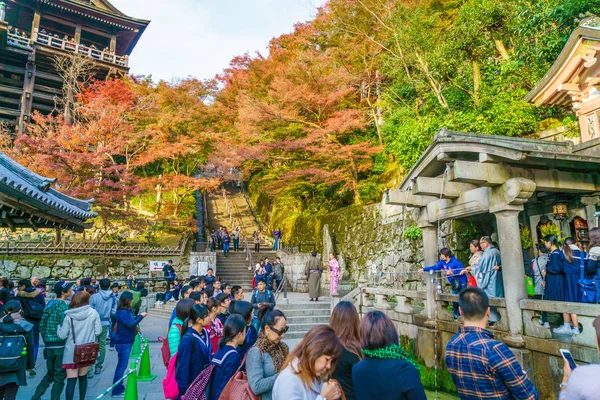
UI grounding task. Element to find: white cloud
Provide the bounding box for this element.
[110,0,327,82]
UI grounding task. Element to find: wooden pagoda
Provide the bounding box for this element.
[0,0,149,130]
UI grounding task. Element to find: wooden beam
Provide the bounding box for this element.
[33,83,61,95]
[449,160,600,192]
[558,83,580,93]
[0,107,22,117]
[32,91,57,102]
[0,63,26,74]
[412,177,477,199]
[35,71,63,83]
[1,211,15,232]
[0,84,24,95]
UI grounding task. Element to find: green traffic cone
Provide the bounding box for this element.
[129,333,141,359]
[137,339,157,382]
[124,361,139,400]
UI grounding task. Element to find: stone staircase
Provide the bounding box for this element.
[215,250,278,291]
[276,300,331,341]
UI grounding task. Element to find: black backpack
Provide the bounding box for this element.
[22,298,44,320]
[0,332,26,373]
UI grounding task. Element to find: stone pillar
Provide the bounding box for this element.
[494,209,527,346]
[422,225,438,320]
[581,196,599,227]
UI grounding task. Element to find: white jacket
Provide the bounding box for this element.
[272,358,325,400]
[57,305,102,365]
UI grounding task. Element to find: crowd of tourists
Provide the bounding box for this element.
[418,228,600,335]
[0,275,152,399]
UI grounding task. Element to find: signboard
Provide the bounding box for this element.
[148,260,169,272]
[194,261,209,277]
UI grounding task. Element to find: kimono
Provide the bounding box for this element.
[328,258,340,295]
[305,256,323,299]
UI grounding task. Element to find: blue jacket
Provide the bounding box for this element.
[115,309,143,345]
[176,327,212,395]
[423,256,467,285]
[352,357,426,400]
[237,325,258,358]
[210,345,242,400]
[250,290,275,316]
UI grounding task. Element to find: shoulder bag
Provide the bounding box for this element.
[579,252,596,303]
[218,350,259,400]
[71,317,99,363]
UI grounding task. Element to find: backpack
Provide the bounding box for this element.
[129,290,142,309]
[22,297,44,320]
[0,332,27,373]
[163,352,180,400]
[579,252,597,304]
[160,323,182,368]
[218,350,259,400]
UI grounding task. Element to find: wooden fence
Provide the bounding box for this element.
[0,234,191,257]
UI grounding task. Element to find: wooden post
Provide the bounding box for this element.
[110,34,116,53]
[18,54,36,132]
[31,11,40,41]
[74,25,81,44]
[55,228,61,245]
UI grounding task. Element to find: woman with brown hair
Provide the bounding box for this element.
[272,325,343,400]
[57,290,102,400]
[329,301,362,400]
[352,311,426,400]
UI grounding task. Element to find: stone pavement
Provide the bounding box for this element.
[20,315,169,400]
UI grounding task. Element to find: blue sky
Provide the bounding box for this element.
[110,0,327,82]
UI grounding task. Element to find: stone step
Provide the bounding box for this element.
[282,331,308,340]
[276,302,331,310]
[276,308,331,317]
[285,315,330,324]
[287,322,327,333]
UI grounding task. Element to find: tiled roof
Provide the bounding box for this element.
[0,151,97,221]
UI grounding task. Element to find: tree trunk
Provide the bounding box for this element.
[494,39,510,61]
[472,60,481,107]
[415,51,448,109]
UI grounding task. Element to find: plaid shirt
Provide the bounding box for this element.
[40,299,68,347]
[445,326,538,400]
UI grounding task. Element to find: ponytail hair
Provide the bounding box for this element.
[257,303,273,326]
[2,300,22,324]
[206,297,221,314]
[219,314,246,349]
[183,304,209,336]
[563,237,576,264]
[259,308,286,333]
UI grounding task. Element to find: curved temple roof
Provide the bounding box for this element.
[0,151,97,232]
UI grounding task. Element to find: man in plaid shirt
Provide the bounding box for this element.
[446,287,538,400]
[31,281,74,400]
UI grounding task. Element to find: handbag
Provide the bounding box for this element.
[218,351,259,400]
[70,317,99,364]
[467,276,477,287]
[451,278,462,292]
[525,276,536,296]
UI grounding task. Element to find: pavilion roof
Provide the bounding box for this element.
[525,19,600,107]
[398,129,600,192]
[0,151,97,232]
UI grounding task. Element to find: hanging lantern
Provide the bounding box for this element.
[553,203,568,220]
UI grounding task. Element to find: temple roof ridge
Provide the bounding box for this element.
[0,151,97,221]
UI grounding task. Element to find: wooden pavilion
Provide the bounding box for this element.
[0,0,149,129]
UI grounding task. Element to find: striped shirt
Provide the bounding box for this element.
[445,326,538,400]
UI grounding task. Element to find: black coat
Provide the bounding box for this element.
[352,357,427,400]
[0,316,35,387]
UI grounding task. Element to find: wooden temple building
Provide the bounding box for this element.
[0,0,149,129]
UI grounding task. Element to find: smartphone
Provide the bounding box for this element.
[559,349,577,370]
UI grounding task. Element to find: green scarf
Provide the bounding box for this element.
[362,344,420,370]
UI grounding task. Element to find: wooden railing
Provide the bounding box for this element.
[7,33,31,48]
[6,31,129,67]
[0,234,191,257]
